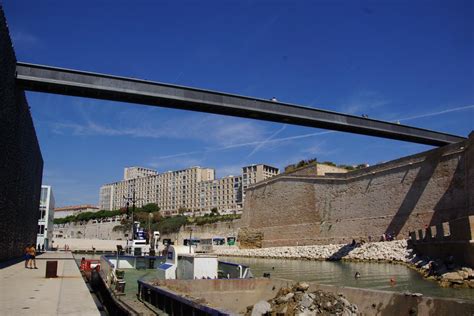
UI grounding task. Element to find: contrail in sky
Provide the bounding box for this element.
[155,104,473,160]
[246,125,287,158]
[396,104,474,122]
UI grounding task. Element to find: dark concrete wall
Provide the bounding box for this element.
[241,133,473,248]
[0,6,43,261]
[411,215,474,267]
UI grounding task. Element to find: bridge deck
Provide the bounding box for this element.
[16,62,465,147]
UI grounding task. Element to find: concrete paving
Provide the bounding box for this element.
[0,252,100,316]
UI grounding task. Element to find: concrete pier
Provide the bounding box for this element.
[0,252,100,315]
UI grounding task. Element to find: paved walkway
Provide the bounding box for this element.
[0,252,100,316]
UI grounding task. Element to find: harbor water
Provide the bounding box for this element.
[74,254,473,301]
[221,256,474,301]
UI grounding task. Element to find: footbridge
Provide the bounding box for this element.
[16,62,465,146]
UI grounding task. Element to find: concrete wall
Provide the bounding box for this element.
[0,6,43,261]
[410,215,474,267]
[241,133,473,247]
[161,220,240,246]
[53,219,126,241]
[53,238,127,252]
[53,218,240,248]
[151,278,474,315]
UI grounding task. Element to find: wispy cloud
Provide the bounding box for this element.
[50,114,267,147]
[340,90,390,115]
[11,31,39,46]
[215,164,244,177]
[152,130,334,160]
[147,103,473,161]
[148,156,203,172]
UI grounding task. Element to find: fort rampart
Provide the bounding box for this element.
[240,132,473,248]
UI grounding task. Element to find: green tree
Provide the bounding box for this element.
[141,203,160,213]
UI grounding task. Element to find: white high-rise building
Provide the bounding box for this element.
[37,185,55,250]
[99,184,115,211]
[99,164,278,216]
[242,164,279,199]
[124,166,158,180]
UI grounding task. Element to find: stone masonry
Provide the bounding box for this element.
[0,6,43,261]
[240,133,473,248]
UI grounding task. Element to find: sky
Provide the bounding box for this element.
[3,0,473,207]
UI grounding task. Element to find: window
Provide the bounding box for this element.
[40,188,48,205]
[38,224,45,235]
[39,208,45,220]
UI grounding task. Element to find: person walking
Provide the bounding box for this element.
[24,245,31,268]
[28,244,38,269]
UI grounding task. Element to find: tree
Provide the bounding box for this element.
[141,203,160,213]
[178,206,187,215]
[210,208,219,216]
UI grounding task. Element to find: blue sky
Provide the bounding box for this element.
[4,1,473,207]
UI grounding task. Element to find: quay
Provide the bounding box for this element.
[0,252,100,316]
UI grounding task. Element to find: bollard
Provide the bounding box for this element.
[115,280,126,293]
[45,261,58,278]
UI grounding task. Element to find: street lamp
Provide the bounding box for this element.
[148,212,153,244]
[123,187,139,250]
[189,228,193,254]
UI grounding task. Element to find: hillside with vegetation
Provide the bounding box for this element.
[54,203,241,235]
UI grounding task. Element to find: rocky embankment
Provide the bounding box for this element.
[412,257,474,289]
[216,240,474,288]
[216,240,412,262]
[245,282,358,316]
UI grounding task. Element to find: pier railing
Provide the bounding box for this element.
[137,280,228,316]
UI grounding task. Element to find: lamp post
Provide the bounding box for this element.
[148,212,153,244]
[189,228,193,254]
[123,186,139,251]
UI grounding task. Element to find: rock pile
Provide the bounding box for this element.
[216,240,413,263]
[246,282,358,316]
[411,256,474,288]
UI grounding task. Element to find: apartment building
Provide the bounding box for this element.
[99,184,114,211]
[37,185,55,250]
[199,175,243,213]
[54,204,99,219]
[101,166,215,214]
[124,166,158,180]
[242,164,279,196]
[99,164,278,215]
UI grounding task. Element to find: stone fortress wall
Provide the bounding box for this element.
[53,218,126,241]
[240,132,474,248]
[0,6,44,261]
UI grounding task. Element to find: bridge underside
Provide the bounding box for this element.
[16,62,465,146]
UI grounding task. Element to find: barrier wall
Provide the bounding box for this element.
[0,6,43,261]
[410,215,474,267]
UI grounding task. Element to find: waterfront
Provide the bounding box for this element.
[76,253,473,302]
[222,256,474,301]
